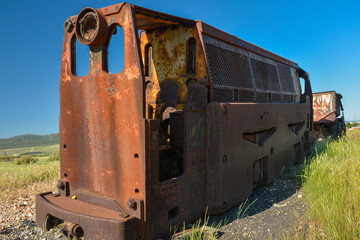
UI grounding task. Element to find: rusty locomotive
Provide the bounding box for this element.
[36,3,313,239]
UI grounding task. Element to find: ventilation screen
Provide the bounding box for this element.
[203,35,300,103]
[282,94,292,103]
[238,90,256,102]
[251,59,280,92]
[212,88,234,102]
[205,44,253,89]
[256,92,267,102]
[277,63,295,93]
[272,93,282,102]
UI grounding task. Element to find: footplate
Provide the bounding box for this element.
[36,192,141,239]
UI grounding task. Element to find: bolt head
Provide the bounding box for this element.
[64,19,74,32]
[127,199,137,210]
[57,181,65,190]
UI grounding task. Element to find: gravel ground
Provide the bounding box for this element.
[0,166,305,240]
[0,194,38,240]
[209,166,306,239]
[0,191,64,240]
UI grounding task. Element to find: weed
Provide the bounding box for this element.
[237,198,257,219]
[171,209,221,240]
[47,148,60,161]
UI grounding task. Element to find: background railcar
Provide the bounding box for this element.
[313,91,345,140]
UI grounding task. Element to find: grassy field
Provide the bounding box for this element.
[0,144,59,158]
[302,129,360,239]
[0,149,59,200]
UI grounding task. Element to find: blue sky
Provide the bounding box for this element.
[0,0,359,138]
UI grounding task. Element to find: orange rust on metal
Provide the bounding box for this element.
[313,91,345,139]
[139,24,208,119]
[36,3,313,239]
[313,91,335,122]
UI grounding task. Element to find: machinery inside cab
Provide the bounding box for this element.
[36,3,313,239]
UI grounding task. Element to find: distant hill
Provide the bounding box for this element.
[0,133,59,150]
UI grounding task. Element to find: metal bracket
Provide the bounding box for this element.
[127,198,143,220]
[57,180,70,197]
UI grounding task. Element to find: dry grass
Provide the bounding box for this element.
[0,158,59,201]
[298,130,360,239]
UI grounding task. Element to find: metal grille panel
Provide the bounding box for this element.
[282,94,292,103]
[203,34,300,103]
[212,88,234,102]
[272,93,282,102]
[256,92,267,102]
[251,59,280,92]
[205,44,253,89]
[277,63,295,93]
[238,91,255,102]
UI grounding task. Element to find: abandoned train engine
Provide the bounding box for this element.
[36,3,313,239]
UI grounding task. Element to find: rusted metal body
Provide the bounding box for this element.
[36,3,313,239]
[313,91,345,139]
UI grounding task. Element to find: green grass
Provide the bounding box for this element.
[171,198,256,239]
[0,153,60,199]
[237,198,257,219]
[302,130,360,239]
[171,209,221,240]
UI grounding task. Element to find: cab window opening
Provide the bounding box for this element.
[187,38,196,74]
[145,44,153,76]
[106,24,125,74]
[73,37,90,77]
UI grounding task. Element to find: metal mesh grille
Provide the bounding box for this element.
[212,88,234,102]
[238,91,255,102]
[251,59,281,92]
[282,94,292,103]
[277,63,295,93]
[205,44,253,88]
[272,93,282,102]
[256,92,267,102]
[203,35,300,103]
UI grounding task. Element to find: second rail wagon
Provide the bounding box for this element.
[313,91,345,139]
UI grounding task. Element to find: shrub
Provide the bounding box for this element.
[15,155,38,165]
[47,149,60,161]
[0,156,9,162]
